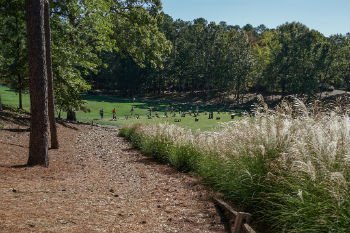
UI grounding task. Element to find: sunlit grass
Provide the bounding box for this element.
[0,85,238,130]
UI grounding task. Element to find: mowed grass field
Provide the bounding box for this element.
[0,85,239,130]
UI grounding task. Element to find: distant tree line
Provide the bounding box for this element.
[92,14,350,100]
[1,2,350,109]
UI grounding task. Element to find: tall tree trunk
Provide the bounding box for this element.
[236,76,242,102]
[15,14,23,110]
[44,0,59,149]
[18,74,23,109]
[26,0,49,167]
[0,95,3,111]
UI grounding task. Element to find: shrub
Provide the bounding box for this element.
[120,105,350,232]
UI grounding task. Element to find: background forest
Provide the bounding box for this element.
[95,17,350,100]
[1,0,350,115]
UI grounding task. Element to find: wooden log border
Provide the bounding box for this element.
[213,197,257,233]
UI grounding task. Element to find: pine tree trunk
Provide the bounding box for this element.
[66,109,76,121]
[26,0,49,167]
[18,74,23,110]
[16,15,23,110]
[44,0,59,149]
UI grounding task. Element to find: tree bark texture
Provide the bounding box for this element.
[15,15,23,110]
[66,109,76,122]
[44,0,59,149]
[26,0,49,167]
[18,74,23,110]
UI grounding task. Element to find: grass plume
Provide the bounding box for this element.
[120,97,350,232]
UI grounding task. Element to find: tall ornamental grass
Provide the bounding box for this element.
[120,97,350,233]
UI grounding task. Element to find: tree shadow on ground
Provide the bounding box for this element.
[132,102,238,113]
[82,93,241,113]
[0,140,28,149]
[0,164,28,169]
[82,94,132,103]
[0,110,30,127]
[1,128,30,132]
[57,121,79,130]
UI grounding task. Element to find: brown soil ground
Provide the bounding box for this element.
[0,111,224,233]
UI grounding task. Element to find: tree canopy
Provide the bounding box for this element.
[1,1,350,111]
[91,15,350,99]
[0,0,171,111]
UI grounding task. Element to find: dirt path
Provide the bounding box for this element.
[0,119,224,233]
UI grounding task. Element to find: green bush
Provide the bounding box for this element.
[169,144,201,172]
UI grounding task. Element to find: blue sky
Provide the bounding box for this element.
[162,0,350,36]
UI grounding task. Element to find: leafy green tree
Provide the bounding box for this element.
[83,1,172,96]
[252,29,280,93]
[225,30,254,101]
[0,0,27,109]
[264,22,329,95]
[110,0,171,69]
[328,35,350,90]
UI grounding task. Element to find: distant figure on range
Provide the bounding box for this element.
[99,108,104,119]
[112,108,117,120]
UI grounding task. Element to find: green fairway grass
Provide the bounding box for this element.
[0,85,30,110]
[0,85,240,130]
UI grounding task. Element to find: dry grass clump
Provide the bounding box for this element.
[121,96,350,233]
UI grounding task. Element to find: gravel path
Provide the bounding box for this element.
[0,121,224,233]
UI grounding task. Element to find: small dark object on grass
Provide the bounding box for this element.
[174,118,181,122]
[216,117,221,120]
[195,118,199,122]
[112,108,117,120]
[67,109,77,121]
[99,108,104,119]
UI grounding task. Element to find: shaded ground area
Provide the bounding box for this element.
[0,112,224,233]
